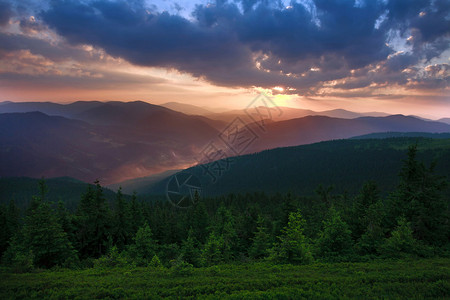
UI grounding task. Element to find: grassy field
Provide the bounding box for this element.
[1,258,449,299]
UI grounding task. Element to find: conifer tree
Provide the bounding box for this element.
[128,223,157,266]
[349,181,380,240]
[270,210,313,264]
[129,192,144,236]
[181,228,202,267]
[189,201,209,243]
[389,145,449,246]
[249,215,272,259]
[0,200,20,258]
[75,180,111,258]
[356,200,386,256]
[113,187,131,250]
[238,203,261,251]
[211,204,239,260]
[281,192,297,229]
[5,181,76,268]
[381,217,421,258]
[57,200,76,246]
[201,232,225,266]
[0,205,9,258]
[315,206,354,262]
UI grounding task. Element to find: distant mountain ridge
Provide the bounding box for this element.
[438,118,450,125]
[161,102,214,116]
[0,100,104,118]
[0,109,219,184]
[351,132,450,139]
[201,106,391,123]
[1,100,449,185]
[247,114,450,152]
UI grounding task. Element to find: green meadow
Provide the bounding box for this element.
[1,258,449,299]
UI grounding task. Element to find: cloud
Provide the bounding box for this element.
[0,32,167,91]
[38,0,449,95]
[0,0,12,26]
[0,0,442,99]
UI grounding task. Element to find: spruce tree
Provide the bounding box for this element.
[113,187,131,251]
[75,181,111,258]
[282,192,297,228]
[189,201,209,244]
[201,232,225,266]
[356,200,386,256]
[129,192,144,237]
[5,181,76,268]
[0,205,8,258]
[238,203,261,251]
[349,181,380,240]
[21,201,77,268]
[211,204,239,260]
[389,145,449,246]
[249,215,272,259]
[128,223,157,266]
[181,228,202,267]
[270,210,313,264]
[57,200,76,243]
[315,206,354,262]
[381,217,421,258]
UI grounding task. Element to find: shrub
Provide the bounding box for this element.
[148,254,164,270]
[381,217,421,258]
[170,258,194,276]
[94,246,127,268]
[10,250,34,273]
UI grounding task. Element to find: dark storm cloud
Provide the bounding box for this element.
[41,0,253,78]
[0,0,12,26]
[9,0,447,92]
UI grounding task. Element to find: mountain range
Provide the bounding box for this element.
[0,102,220,184]
[1,100,449,185]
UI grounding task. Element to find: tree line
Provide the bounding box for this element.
[0,145,448,271]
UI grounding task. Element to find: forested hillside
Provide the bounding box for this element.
[129,137,450,197]
[1,144,448,273]
[0,177,120,210]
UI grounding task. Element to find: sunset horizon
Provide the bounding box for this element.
[0,0,448,118]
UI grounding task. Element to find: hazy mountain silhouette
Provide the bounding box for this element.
[247,115,450,152]
[201,106,389,123]
[350,132,450,139]
[0,100,226,131]
[1,101,449,184]
[0,101,104,118]
[438,118,450,125]
[0,110,219,184]
[161,102,214,116]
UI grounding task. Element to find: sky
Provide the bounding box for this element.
[0,0,449,118]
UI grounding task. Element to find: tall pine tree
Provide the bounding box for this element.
[75,180,111,258]
[270,210,313,264]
